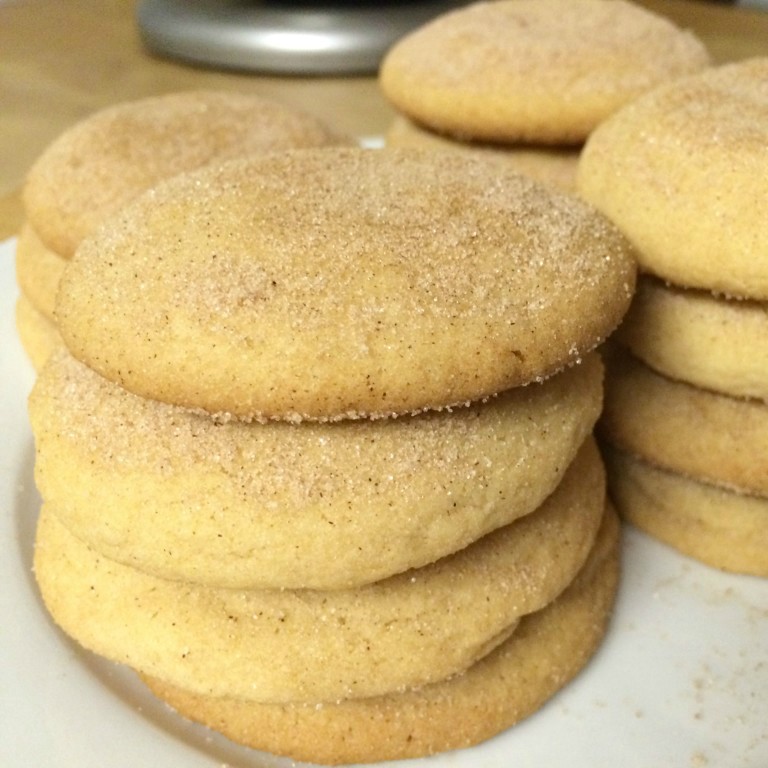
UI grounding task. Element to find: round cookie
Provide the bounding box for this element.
[578,58,768,299]
[379,0,710,145]
[15,223,65,322]
[617,276,768,401]
[15,295,62,371]
[33,438,606,704]
[23,89,350,259]
[600,346,768,497]
[141,506,620,765]
[386,116,580,194]
[605,447,768,577]
[56,147,636,421]
[30,349,603,589]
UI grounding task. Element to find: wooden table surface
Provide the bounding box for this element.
[1,0,766,239]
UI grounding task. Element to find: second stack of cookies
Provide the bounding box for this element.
[578,58,768,578]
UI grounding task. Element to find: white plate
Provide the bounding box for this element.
[1,235,766,767]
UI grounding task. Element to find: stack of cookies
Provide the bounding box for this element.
[578,58,768,578]
[16,89,349,370]
[379,0,710,195]
[30,146,637,763]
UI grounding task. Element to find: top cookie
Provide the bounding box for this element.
[578,58,768,299]
[23,89,349,259]
[57,147,635,421]
[379,0,710,145]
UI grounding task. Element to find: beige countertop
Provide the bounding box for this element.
[1,0,767,239]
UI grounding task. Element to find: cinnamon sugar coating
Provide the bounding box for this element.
[31,349,602,589]
[56,146,635,421]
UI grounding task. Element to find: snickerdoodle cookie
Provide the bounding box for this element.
[600,347,768,497]
[379,0,709,145]
[23,89,349,260]
[56,147,635,421]
[33,438,606,704]
[579,58,768,298]
[616,276,768,402]
[141,506,620,765]
[16,91,349,369]
[604,447,768,577]
[30,349,603,589]
[385,116,580,194]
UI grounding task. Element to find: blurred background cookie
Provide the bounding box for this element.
[380,0,710,145]
[16,89,349,368]
[379,0,709,194]
[23,89,350,260]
